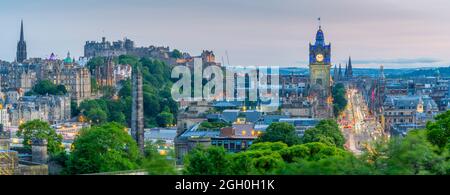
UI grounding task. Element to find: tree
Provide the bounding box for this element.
[332,83,347,117]
[171,49,183,59]
[280,155,374,175]
[71,100,80,117]
[87,56,105,72]
[367,130,447,175]
[302,120,346,148]
[30,80,67,96]
[64,123,140,174]
[425,111,450,149]
[119,79,131,98]
[156,111,174,127]
[184,146,232,175]
[141,143,177,175]
[257,122,301,146]
[17,120,64,155]
[87,108,108,125]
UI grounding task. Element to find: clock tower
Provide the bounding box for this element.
[308,22,333,119]
[309,25,331,96]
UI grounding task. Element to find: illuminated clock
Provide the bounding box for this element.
[316,54,324,62]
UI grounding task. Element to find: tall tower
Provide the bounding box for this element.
[131,66,144,154]
[16,20,27,63]
[333,64,338,81]
[308,20,333,119]
[309,24,332,96]
[347,56,353,78]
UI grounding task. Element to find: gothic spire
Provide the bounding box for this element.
[334,64,338,80]
[17,20,27,63]
[348,56,353,78]
[344,63,348,78]
[20,20,24,41]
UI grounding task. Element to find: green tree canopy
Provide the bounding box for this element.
[64,122,140,174]
[184,146,232,175]
[142,143,177,175]
[17,119,64,155]
[27,80,67,96]
[332,83,347,117]
[257,122,301,146]
[302,119,346,148]
[367,130,448,175]
[425,111,450,149]
[156,111,174,127]
[171,49,183,59]
[86,108,108,125]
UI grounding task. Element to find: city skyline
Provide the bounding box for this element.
[1,0,450,68]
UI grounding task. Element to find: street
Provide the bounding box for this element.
[338,88,385,155]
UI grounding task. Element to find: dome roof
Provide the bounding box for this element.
[64,51,73,64]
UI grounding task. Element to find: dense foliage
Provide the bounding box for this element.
[17,120,64,155]
[184,114,450,175]
[257,122,301,146]
[78,55,178,128]
[332,83,347,117]
[26,80,67,96]
[141,143,177,175]
[64,123,141,174]
[63,122,176,175]
[302,119,346,148]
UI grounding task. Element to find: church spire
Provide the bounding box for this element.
[334,64,338,81]
[17,20,27,63]
[20,20,24,41]
[347,56,353,78]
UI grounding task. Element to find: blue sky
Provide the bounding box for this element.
[0,0,450,68]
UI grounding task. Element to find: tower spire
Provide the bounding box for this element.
[348,56,353,78]
[20,20,24,41]
[17,20,27,63]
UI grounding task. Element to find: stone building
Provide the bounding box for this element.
[383,95,438,132]
[95,57,115,88]
[280,74,312,117]
[0,135,48,175]
[10,95,70,126]
[44,54,92,105]
[84,37,131,58]
[5,63,36,93]
[84,37,184,66]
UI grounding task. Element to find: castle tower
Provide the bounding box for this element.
[16,20,27,63]
[131,66,144,154]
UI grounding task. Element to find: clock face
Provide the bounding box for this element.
[316,54,324,62]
